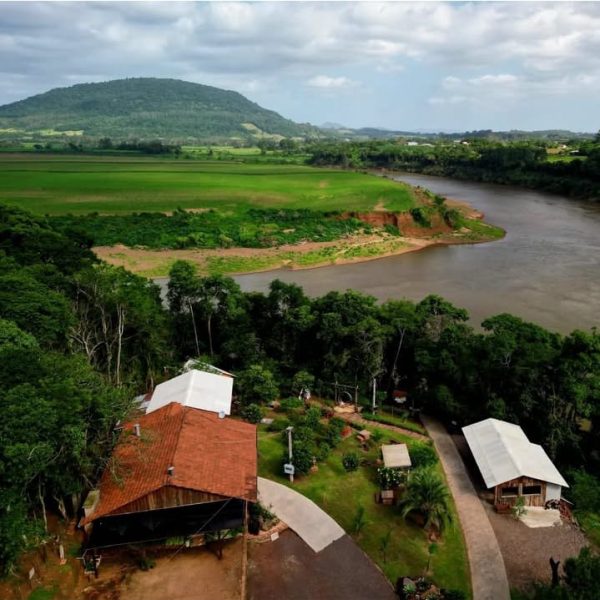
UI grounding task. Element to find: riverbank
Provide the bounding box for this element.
[94,203,503,277]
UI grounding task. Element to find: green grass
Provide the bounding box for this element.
[28,585,58,600]
[258,425,471,596]
[360,410,427,435]
[0,154,415,215]
[576,511,600,548]
[460,218,505,241]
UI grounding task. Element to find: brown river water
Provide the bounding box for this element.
[158,174,600,333]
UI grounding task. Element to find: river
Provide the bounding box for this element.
[157,175,600,333]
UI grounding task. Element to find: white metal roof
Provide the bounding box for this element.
[462,418,568,489]
[381,443,412,469]
[146,369,233,415]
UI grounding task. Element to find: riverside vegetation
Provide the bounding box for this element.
[0,154,503,276]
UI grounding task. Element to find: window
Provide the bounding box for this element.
[522,485,542,496]
[501,486,519,498]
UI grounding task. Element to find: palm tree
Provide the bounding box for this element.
[400,468,452,534]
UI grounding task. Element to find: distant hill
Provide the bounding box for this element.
[0,77,319,141]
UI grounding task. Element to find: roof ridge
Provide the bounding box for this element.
[491,418,523,475]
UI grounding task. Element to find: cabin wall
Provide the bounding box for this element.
[494,476,547,507]
[109,486,226,516]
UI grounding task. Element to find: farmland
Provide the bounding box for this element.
[0,154,415,215]
[0,153,503,276]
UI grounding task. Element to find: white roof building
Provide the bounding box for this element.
[146,369,234,416]
[462,418,568,489]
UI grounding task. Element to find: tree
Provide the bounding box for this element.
[72,264,169,386]
[236,364,279,405]
[400,468,452,533]
[0,268,73,348]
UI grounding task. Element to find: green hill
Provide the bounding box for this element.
[0,77,317,141]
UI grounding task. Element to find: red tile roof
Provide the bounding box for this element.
[86,403,257,523]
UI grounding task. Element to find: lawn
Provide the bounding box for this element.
[0,154,415,215]
[257,423,471,597]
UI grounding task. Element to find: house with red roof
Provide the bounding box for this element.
[82,402,257,549]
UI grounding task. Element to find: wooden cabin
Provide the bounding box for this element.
[81,402,257,549]
[462,418,568,508]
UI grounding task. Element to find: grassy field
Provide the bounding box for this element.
[258,423,471,596]
[0,153,415,215]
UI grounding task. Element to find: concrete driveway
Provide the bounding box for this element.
[257,477,345,553]
[422,416,510,600]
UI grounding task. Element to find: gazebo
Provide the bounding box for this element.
[381,443,412,470]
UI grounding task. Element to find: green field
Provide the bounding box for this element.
[0,154,415,215]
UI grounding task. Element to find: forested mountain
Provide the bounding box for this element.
[0,78,318,141]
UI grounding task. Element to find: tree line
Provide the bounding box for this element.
[0,202,598,582]
[306,138,600,201]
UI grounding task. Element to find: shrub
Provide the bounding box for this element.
[289,440,314,475]
[324,417,345,448]
[292,370,315,394]
[342,452,360,472]
[236,364,279,405]
[241,403,263,424]
[315,443,332,462]
[410,206,432,227]
[409,442,438,469]
[304,406,322,429]
[279,396,304,412]
[377,467,404,489]
[352,505,368,536]
[267,417,290,432]
[569,469,600,512]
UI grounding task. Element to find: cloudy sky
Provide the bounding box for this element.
[1,1,599,132]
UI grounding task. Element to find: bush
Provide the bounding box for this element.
[324,417,345,448]
[267,417,290,432]
[241,403,263,424]
[289,440,314,474]
[569,469,600,512]
[279,396,304,412]
[409,442,438,469]
[304,406,321,429]
[342,452,360,472]
[292,370,315,394]
[236,364,279,405]
[377,467,404,489]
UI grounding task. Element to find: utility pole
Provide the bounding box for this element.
[286,426,294,483]
[372,377,377,413]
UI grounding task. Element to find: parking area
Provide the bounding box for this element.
[247,530,396,600]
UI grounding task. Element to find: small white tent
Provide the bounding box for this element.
[146,369,233,415]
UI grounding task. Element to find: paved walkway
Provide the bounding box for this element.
[257,477,345,553]
[421,416,510,600]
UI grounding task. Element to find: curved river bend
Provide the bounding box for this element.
[159,175,600,333]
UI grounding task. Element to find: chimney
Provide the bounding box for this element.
[167,466,174,476]
[218,410,225,420]
[133,423,141,437]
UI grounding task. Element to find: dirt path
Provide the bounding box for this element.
[421,416,510,600]
[337,412,429,441]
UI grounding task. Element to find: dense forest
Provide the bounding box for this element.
[0,78,318,140]
[307,137,600,201]
[0,203,598,597]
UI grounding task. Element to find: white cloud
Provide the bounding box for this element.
[0,1,599,128]
[306,75,359,90]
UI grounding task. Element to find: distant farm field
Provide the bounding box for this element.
[0,154,415,215]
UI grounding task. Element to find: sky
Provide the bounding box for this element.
[1,1,599,132]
